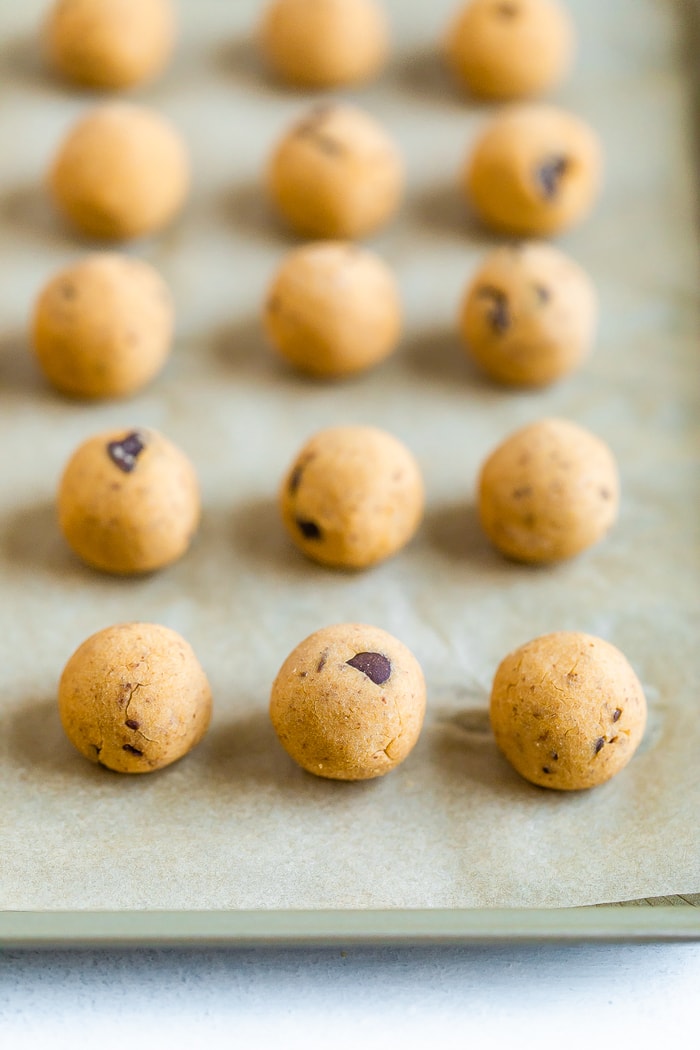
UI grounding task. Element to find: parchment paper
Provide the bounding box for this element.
[1,0,698,910]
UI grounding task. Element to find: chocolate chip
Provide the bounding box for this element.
[594,737,605,754]
[296,518,322,540]
[477,285,510,334]
[542,766,552,774]
[295,106,342,155]
[317,651,328,672]
[551,752,559,761]
[612,708,622,722]
[125,719,140,730]
[512,486,532,499]
[59,281,77,300]
[534,284,550,303]
[496,2,518,15]
[122,744,143,756]
[313,135,343,156]
[535,155,569,200]
[345,652,391,685]
[107,432,146,473]
[600,488,611,500]
[288,465,305,495]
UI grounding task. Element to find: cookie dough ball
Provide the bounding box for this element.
[444,0,574,101]
[259,0,388,88]
[58,623,212,774]
[263,242,401,378]
[478,418,619,564]
[267,104,404,239]
[31,254,173,399]
[270,623,426,780]
[49,103,189,240]
[58,427,200,574]
[280,426,424,569]
[490,632,647,790]
[459,242,597,386]
[44,0,176,90]
[463,105,602,236]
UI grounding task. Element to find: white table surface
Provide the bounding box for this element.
[1,943,699,1047]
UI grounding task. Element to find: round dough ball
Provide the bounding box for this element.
[263,241,401,378]
[444,0,574,101]
[44,0,176,90]
[459,242,597,386]
[32,253,173,399]
[49,103,189,241]
[478,418,619,563]
[280,425,424,569]
[58,622,212,774]
[463,104,602,237]
[259,0,388,88]
[490,631,647,790]
[267,104,404,239]
[270,623,426,780]
[58,427,200,574]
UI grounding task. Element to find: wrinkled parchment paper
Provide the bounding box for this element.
[1,0,698,910]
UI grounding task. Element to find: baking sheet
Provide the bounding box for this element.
[1,0,699,914]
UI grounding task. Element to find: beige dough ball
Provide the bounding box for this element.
[31,253,173,399]
[478,418,619,563]
[280,425,424,569]
[267,104,404,239]
[459,242,597,386]
[49,103,189,241]
[270,623,426,780]
[263,242,401,378]
[463,104,602,236]
[444,0,574,101]
[44,0,176,90]
[58,427,200,574]
[58,622,212,774]
[490,632,647,790]
[259,0,388,88]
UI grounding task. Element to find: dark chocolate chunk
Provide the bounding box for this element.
[551,752,559,761]
[612,708,622,722]
[496,2,518,15]
[122,744,143,756]
[60,281,77,300]
[288,464,305,495]
[477,285,511,334]
[107,432,146,473]
[535,155,569,200]
[542,766,552,774]
[512,485,532,499]
[125,719,140,730]
[345,651,391,685]
[296,518,322,540]
[600,488,611,500]
[534,284,551,303]
[317,651,328,672]
[594,737,605,754]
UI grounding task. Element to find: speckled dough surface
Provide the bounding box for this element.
[267,104,404,239]
[270,623,427,780]
[464,104,603,236]
[263,241,401,378]
[57,427,200,574]
[478,417,619,563]
[58,622,212,774]
[44,0,176,90]
[32,253,174,399]
[259,0,388,88]
[490,631,647,790]
[444,0,574,101]
[459,242,597,386]
[279,425,424,568]
[49,103,189,240]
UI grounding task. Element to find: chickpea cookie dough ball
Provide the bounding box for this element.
[45,0,176,91]
[444,0,574,101]
[459,242,597,386]
[58,427,200,574]
[49,103,189,240]
[32,253,173,399]
[59,623,212,774]
[270,623,426,780]
[267,104,404,239]
[280,426,424,569]
[259,0,388,88]
[463,104,602,236]
[263,242,401,378]
[490,632,647,790]
[478,418,619,564]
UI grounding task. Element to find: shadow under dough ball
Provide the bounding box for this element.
[477,417,619,563]
[58,622,212,774]
[49,103,189,240]
[57,427,200,574]
[444,0,574,101]
[270,623,426,780]
[44,0,177,90]
[263,241,401,378]
[258,0,389,88]
[32,253,174,399]
[267,103,404,239]
[463,104,602,236]
[459,241,597,387]
[279,425,424,569]
[490,631,647,790]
